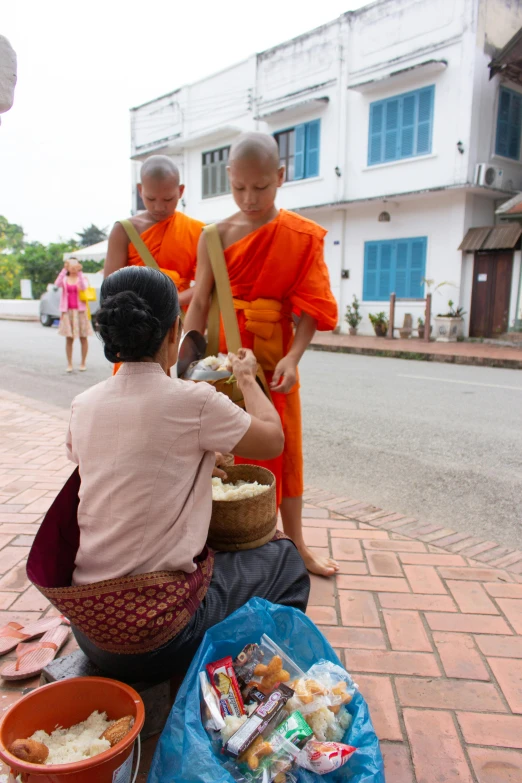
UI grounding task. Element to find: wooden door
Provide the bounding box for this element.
[469,252,513,338]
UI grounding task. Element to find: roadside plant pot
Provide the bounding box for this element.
[418,327,425,339]
[373,323,387,337]
[348,327,358,336]
[434,316,464,343]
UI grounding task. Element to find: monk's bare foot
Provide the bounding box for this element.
[298,544,339,578]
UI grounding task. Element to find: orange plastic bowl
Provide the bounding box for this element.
[0,677,144,783]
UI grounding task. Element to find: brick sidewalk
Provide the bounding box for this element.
[311,332,522,369]
[1,391,522,782]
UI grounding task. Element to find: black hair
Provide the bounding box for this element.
[95,267,180,363]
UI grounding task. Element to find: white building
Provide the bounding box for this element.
[129,0,522,337]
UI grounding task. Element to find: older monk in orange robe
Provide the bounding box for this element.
[184,132,339,577]
[105,155,203,374]
[104,155,203,302]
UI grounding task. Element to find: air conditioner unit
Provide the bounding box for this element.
[475,163,504,189]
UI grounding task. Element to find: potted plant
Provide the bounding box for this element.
[434,300,466,342]
[417,316,425,339]
[345,295,362,336]
[369,311,389,337]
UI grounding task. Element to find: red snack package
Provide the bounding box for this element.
[297,740,356,774]
[206,656,245,718]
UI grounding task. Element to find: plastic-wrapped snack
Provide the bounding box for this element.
[200,671,225,732]
[234,644,265,688]
[297,741,357,774]
[221,715,248,744]
[207,656,245,718]
[272,711,313,749]
[248,635,305,695]
[225,685,294,758]
[306,660,358,711]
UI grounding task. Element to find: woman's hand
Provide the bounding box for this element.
[270,355,297,394]
[212,452,229,480]
[229,348,257,388]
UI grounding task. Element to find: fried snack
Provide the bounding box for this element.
[9,738,49,764]
[329,681,353,714]
[101,716,134,747]
[289,678,327,705]
[273,774,287,783]
[254,655,290,694]
[239,735,273,770]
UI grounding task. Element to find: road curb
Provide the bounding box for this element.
[303,486,522,576]
[308,342,522,370]
[0,314,39,322]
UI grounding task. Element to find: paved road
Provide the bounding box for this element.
[2,320,522,548]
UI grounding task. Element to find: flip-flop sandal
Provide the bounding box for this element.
[1,625,70,680]
[0,617,65,656]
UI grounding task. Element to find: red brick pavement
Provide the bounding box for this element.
[1,390,522,781]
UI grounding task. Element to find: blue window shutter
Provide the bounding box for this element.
[294,124,305,180]
[496,88,511,157]
[368,102,384,165]
[305,120,320,178]
[400,95,416,158]
[509,93,522,160]
[384,100,400,161]
[395,241,409,297]
[416,87,434,155]
[363,243,378,300]
[378,243,393,299]
[409,238,426,298]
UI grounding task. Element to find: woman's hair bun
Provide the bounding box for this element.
[95,290,163,362]
[95,266,180,364]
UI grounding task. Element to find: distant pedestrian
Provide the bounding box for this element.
[55,259,92,372]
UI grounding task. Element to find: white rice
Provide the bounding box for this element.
[200,354,231,372]
[30,710,112,765]
[212,477,270,501]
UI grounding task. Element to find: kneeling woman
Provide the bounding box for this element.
[28,267,309,682]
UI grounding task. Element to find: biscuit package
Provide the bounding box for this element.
[206,656,245,718]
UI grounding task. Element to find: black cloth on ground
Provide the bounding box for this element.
[72,539,310,683]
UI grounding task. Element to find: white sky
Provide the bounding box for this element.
[0,0,368,244]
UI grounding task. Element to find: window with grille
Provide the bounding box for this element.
[363,238,427,301]
[368,86,435,166]
[274,120,321,181]
[202,146,231,198]
[495,86,522,160]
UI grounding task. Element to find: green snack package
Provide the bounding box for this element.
[274,711,313,748]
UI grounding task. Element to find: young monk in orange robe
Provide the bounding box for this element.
[184,132,339,577]
[105,154,204,373]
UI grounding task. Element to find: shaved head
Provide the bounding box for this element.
[140,155,180,184]
[229,132,280,171]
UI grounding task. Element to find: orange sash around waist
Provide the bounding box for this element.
[161,267,190,292]
[233,298,291,372]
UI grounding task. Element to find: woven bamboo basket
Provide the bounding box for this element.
[208,465,277,552]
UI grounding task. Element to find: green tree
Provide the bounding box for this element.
[0,255,22,298]
[0,215,24,253]
[76,224,107,247]
[18,241,76,299]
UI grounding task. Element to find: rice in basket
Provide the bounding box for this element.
[212,477,270,502]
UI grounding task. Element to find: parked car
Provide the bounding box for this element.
[39,282,100,327]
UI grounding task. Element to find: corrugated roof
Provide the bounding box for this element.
[506,203,522,215]
[483,224,522,249]
[459,227,492,251]
[496,193,522,215]
[459,224,522,251]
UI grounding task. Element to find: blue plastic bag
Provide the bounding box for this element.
[148,598,384,783]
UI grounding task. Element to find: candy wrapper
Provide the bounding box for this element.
[225,685,293,758]
[272,711,313,749]
[296,740,357,775]
[207,656,245,718]
[200,671,226,732]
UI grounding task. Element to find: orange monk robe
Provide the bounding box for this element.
[217,209,338,502]
[113,211,204,375]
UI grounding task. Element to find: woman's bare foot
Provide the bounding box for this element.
[79,365,86,372]
[66,366,73,373]
[298,544,339,578]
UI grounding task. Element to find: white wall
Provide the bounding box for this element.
[338,190,469,335]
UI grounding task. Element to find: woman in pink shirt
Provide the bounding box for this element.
[28,266,309,682]
[55,258,93,372]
